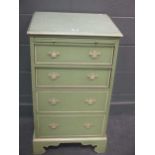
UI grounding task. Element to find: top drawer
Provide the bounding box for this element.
[34,43,114,65]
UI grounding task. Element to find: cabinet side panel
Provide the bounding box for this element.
[29,36,38,136]
[104,38,120,132]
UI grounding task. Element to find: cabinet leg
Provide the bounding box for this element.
[82,137,107,153]
[94,142,106,153]
[93,138,107,153]
[33,142,45,155]
[33,135,107,154]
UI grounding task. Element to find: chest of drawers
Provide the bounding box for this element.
[27,12,123,154]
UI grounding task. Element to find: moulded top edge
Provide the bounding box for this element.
[27,12,123,37]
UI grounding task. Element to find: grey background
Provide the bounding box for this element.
[19,1,135,155]
[19,0,135,113]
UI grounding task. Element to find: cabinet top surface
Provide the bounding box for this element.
[27,12,123,37]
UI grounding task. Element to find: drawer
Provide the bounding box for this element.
[34,44,114,65]
[36,114,105,138]
[36,68,111,88]
[36,90,109,113]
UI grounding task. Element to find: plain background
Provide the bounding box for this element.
[19,0,135,116]
[1,1,155,155]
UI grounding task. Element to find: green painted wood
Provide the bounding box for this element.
[35,43,114,65]
[33,36,118,44]
[103,40,120,139]
[36,68,111,87]
[36,114,105,138]
[27,12,123,37]
[36,90,109,113]
[29,37,39,139]
[28,12,123,154]
[33,136,107,154]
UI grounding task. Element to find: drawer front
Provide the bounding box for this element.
[36,115,105,137]
[36,68,111,88]
[35,44,114,65]
[36,90,109,113]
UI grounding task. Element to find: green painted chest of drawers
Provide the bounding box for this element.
[27,12,123,154]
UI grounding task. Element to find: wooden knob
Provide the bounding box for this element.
[85,98,96,105]
[84,123,92,129]
[87,73,98,80]
[48,51,60,58]
[48,98,60,105]
[48,123,59,129]
[48,72,60,80]
[89,50,101,59]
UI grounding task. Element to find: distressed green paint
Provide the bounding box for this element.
[35,44,114,65]
[27,12,122,154]
[36,90,109,113]
[36,68,111,87]
[33,136,107,154]
[33,36,119,44]
[36,114,106,138]
[27,12,123,37]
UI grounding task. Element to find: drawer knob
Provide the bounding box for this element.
[48,123,59,129]
[84,123,92,129]
[48,72,60,80]
[87,73,98,80]
[48,51,60,58]
[85,98,96,105]
[48,98,60,105]
[89,50,101,59]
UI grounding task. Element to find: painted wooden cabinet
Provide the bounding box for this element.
[27,12,123,154]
